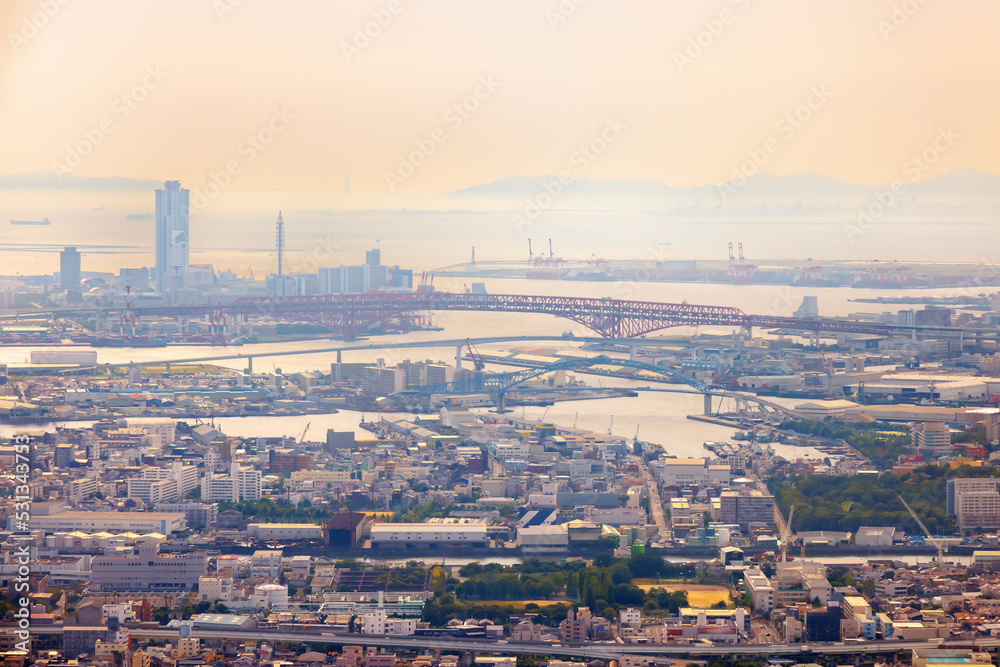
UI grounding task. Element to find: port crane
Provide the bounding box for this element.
[820,350,835,397]
[899,495,945,563]
[778,505,795,562]
[464,338,485,371]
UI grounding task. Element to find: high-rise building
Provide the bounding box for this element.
[60,246,81,291]
[154,181,190,292]
[719,488,776,531]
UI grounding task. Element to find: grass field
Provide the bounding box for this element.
[631,581,732,608]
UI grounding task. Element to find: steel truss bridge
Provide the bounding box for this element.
[411,354,799,416]
[119,292,893,339]
[417,355,711,413]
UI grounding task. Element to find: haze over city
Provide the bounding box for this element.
[4,5,1000,665]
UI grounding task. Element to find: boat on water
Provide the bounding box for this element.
[10,218,50,225]
[89,335,168,348]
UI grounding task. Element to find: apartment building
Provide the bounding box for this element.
[126,462,200,504]
[201,462,262,502]
[719,488,776,530]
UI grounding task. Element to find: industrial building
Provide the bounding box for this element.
[91,544,208,592]
[370,522,490,548]
[24,509,187,535]
[246,523,324,541]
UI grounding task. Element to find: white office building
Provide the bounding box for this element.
[91,544,207,592]
[202,462,262,502]
[361,593,417,635]
[154,181,190,292]
[127,462,200,504]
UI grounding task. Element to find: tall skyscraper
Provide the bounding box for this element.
[154,181,190,292]
[60,246,81,291]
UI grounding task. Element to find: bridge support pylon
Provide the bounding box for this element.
[247,356,253,373]
[455,345,463,370]
[704,393,713,416]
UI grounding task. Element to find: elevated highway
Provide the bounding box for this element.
[123,628,998,658]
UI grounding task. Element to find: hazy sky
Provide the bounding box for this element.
[1,0,998,194]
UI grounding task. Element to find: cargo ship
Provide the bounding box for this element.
[525,269,564,280]
[10,218,50,225]
[89,335,168,348]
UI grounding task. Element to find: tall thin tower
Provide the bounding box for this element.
[154,181,189,293]
[276,211,285,296]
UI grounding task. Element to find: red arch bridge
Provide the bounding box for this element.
[129,292,892,339]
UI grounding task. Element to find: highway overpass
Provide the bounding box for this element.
[123,628,998,658]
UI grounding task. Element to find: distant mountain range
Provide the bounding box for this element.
[2,169,998,211]
[448,168,1000,210]
[0,172,163,190]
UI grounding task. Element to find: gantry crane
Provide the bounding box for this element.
[899,495,945,563]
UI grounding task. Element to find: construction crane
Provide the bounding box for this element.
[373,266,394,293]
[899,495,945,563]
[778,505,795,562]
[820,350,835,397]
[464,338,485,371]
[297,422,311,444]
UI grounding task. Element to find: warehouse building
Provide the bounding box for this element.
[370,523,490,548]
[24,510,187,535]
[247,523,324,541]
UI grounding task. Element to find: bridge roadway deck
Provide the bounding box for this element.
[6,292,997,340]
[100,335,616,369]
[122,629,995,657]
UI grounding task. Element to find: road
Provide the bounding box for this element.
[642,465,670,543]
[95,335,634,369]
[123,629,999,658]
